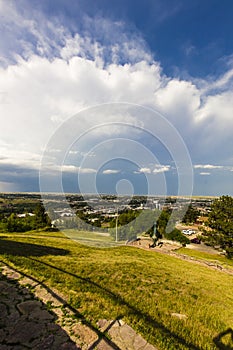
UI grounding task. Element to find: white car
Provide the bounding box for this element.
[187,229,195,234]
[182,229,194,235]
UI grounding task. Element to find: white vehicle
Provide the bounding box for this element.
[182,229,195,235]
[187,229,195,234]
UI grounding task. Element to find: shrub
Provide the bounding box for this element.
[165,228,190,245]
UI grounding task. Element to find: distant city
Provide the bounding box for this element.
[0,192,214,222]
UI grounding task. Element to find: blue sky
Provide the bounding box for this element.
[22,0,233,77]
[0,0,233,196]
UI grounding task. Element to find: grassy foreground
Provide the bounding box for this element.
[0,230,233,350]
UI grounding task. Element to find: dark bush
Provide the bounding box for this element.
[165,228,190,245]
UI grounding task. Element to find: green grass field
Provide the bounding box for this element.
[64,229,123,247]
[0,230,233,350]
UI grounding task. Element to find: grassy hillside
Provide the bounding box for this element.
[0,230,232,350]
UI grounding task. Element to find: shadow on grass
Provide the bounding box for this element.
[213,328,233,350]
[29,258,202,350]
[0,238,69,257]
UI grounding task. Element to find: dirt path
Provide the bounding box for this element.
[128,239,233,276]
[165,250,233,275]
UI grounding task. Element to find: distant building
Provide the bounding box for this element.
[17,213,35,218]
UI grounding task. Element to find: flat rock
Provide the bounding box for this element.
[59,342,80,350]
[0,303,8,318]
[0,281,10,292]
[144,344,158,350]
[19,277,38,287]
[72,323,98,346]
[34,285,63,307]
[29,308,55,321]
[133,335,147,349]
[116,323,136,339]
[33,334,55,349]
[6,320,44,344]
[97,318,109,331]
[106,320,157,350]
[96,340,116,350]
[0,329,6,343]
[6,272,21,280]
[5,310,21,327]
[17,300,42,315]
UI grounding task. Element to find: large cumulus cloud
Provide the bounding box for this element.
[0,0,232,194]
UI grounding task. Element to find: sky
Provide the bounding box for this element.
[0,0,233,196]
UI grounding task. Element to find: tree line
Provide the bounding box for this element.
[201,195,233,258]
[0,203,51,232]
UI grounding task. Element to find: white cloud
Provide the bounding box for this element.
[61,165,96,174]
[77,167,97,174]
[0,1,233,195]
[138,167,151,174]
[68,150,95,157]
[137,165,170,174]
[194,164,223,169]
[102,169,120,174]
[202,68,233,94]
[155,79,200,118]
[153,165,170,173]
[0,52,163,170]
[0,149,41,169]
[199,172,211,176]
[69,150,80,155]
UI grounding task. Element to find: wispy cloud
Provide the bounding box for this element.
[137,165,170,174]
[199,172,211,176]
[0,0,153,67]
[153,165,170,174]
[202,68,233,94]
[61,165,96,174]
[102,169,121,174]
[138,167,151,174]
[0,150,41,169]
[194,164,223,169]
[0,1,233,195]
[183,43,197,57]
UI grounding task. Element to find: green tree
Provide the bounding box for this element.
[166,228,190,245]
[6,213,33,232]
[156,210,170,236]
[182,205,200,224]
[33,203,51,229]
[146,210,190,246]
[7,213,18,232]
[201,196,233,258]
